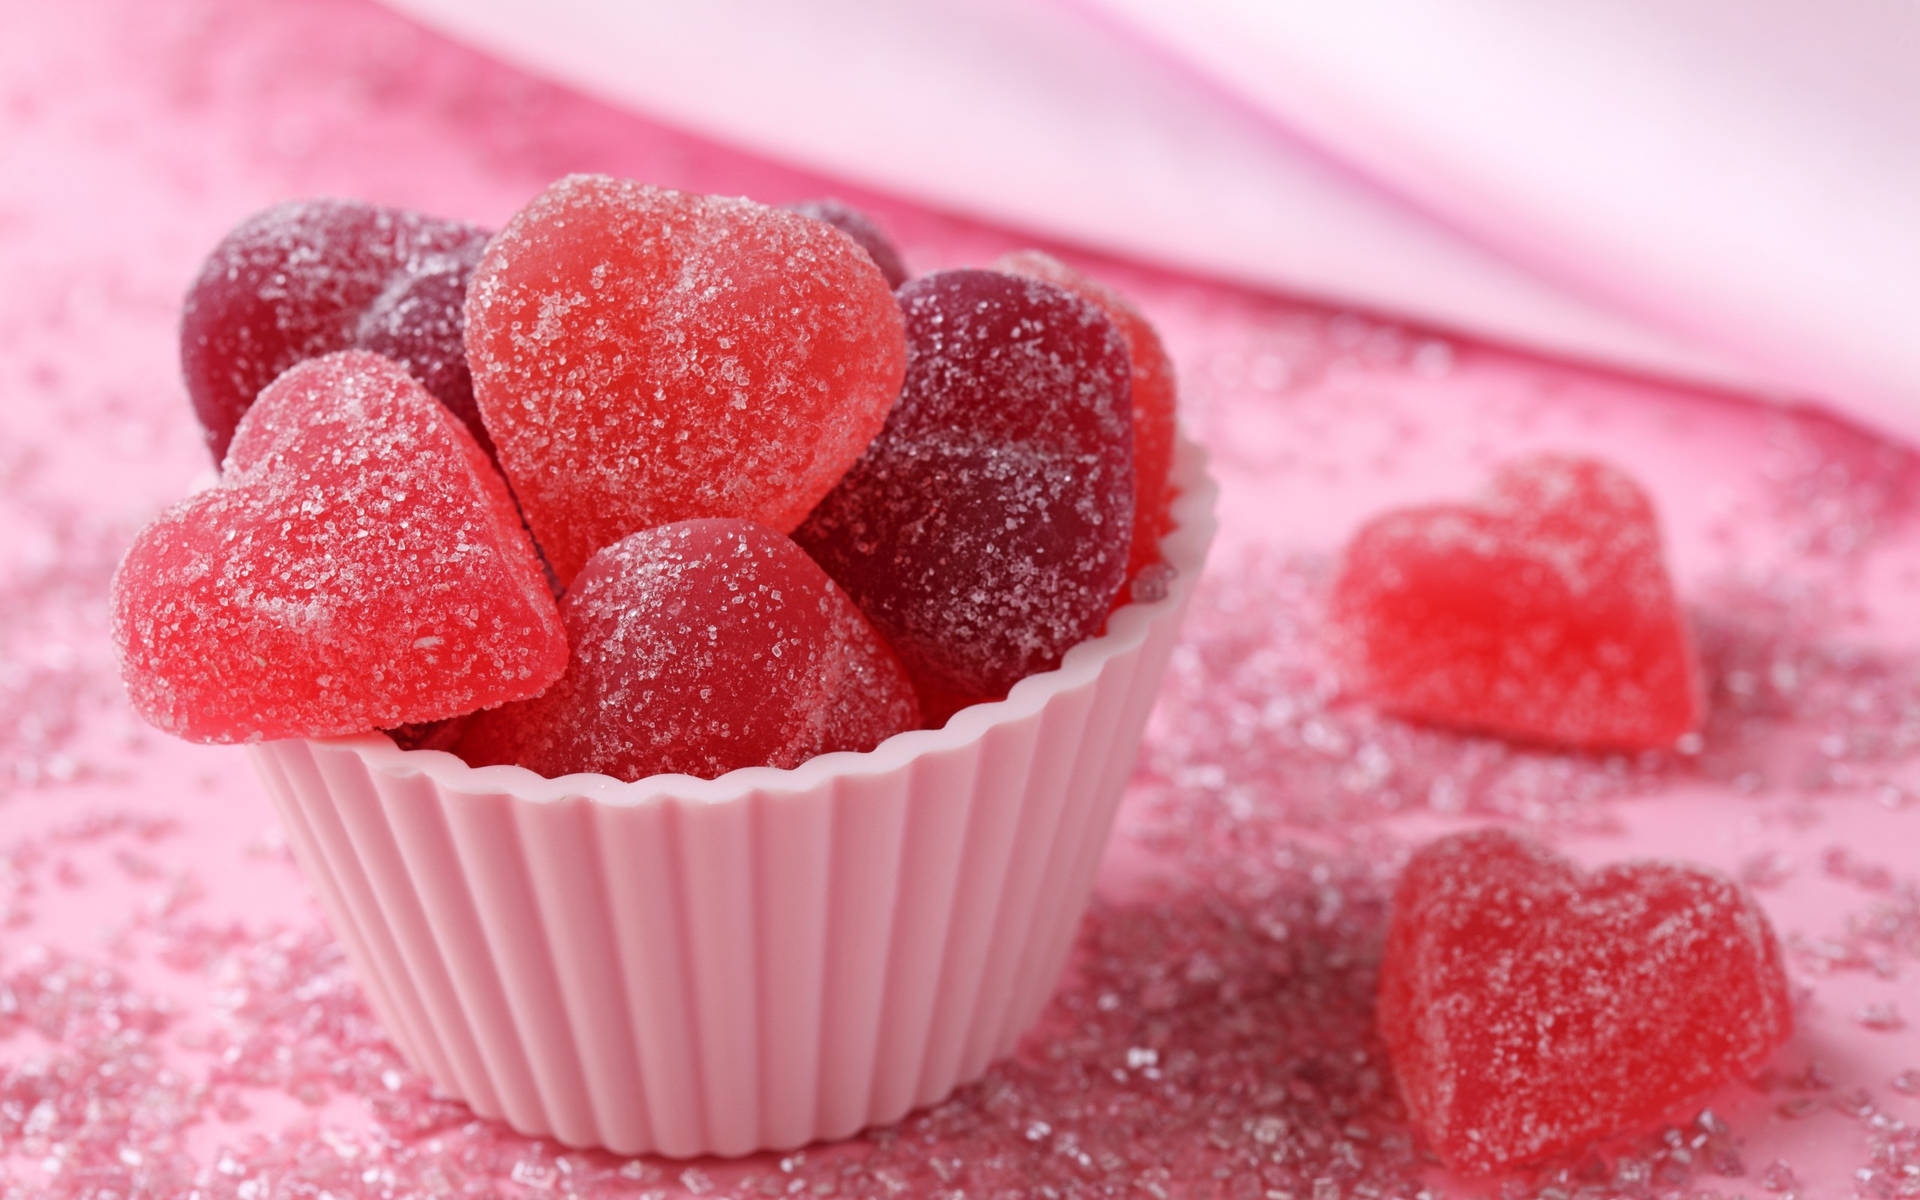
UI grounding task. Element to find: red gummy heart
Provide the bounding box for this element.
[465,175,907,583]
[112,351,567,743]
[459,519,920,782]
[1331,455,1702,749]
[1379,829,1791,1173]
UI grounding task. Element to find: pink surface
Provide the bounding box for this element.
[2,1,1918,1196]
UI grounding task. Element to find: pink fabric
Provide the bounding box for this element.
[1104,1,1920,445]
[385,0,1920,444]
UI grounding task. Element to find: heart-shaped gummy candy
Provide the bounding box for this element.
[1379,829,1791,1172]
[800,437,1128,719]
[787,199,909,289]
[112,351,566,743]
[181,199,491,461]
[996,250,1177,579]
[465,175,907,583]
[1331,455,1701,749]
[796,269,1134,715]
[459,519,919,782]
[352,235,495,461]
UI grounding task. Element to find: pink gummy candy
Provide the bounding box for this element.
[181,199,491,460]
[465,175,907,583]
[112,351,566,743]
[786,198,910,288]
[996,250,1178,578]
[1330,455,1702,749]
[796,269,1134,713]
[1379,828,1792,1172]
[459,519,921,782]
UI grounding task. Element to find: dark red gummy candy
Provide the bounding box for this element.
[466,176,906,583]
[796,269,1134,712]
[996,250,1178,579]
[181,198,490,461]
[385,717,470,753]
[459,519,920,782]
[352,236,493,458]
[786,198,910,288]
[800,437,1131,719]
[112,351,566,743]
[1379,828,1792,1172]
[1330,454,1701,749]
[878,269,1134,458]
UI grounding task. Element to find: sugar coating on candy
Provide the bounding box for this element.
[797,269,1134,710]
[997,250,1178,578]
[181,199,490,460]
[1378,828,1793,1173]
[884,269,1133,458]
[352,236,494,459]
[787,198,910,288]
[459,519,919,781]
[465,175,907,582]
[111,351,566,743]
[799,438,1133,716]
[1331,455,1702,749]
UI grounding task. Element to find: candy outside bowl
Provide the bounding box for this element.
[246,437,1218,1157]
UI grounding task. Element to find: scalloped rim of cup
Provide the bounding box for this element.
[299,435,1217,807]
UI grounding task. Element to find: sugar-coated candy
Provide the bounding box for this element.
[786,198,910,288]
[465,175,907,583]
[1330,455,1701,749]
[385,717,470,753]
[353,237,493,459]
[799,438,1133,718]
[996,250,1177,578]
[112,352,566,743]
[797,269,1133,712]
[181,199,490,460]
[1379,828,1792,1172]
[879,270,1133,458]
[460,519,919,781]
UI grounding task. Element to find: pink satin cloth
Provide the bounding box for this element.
[384,0,1920,445]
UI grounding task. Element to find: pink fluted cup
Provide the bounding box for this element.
[247,438,1216,1157]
